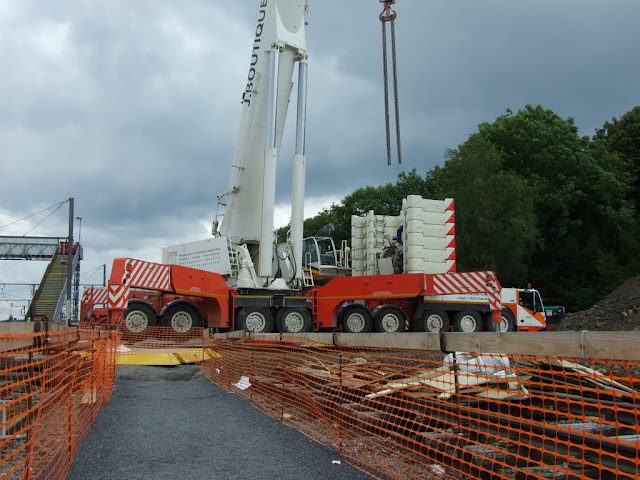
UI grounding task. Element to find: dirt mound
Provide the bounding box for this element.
[558,276,640,331]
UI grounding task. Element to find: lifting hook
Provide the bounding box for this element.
[379,0,397,22]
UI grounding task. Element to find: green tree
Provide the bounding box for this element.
[594,106,640,212]
[477,105,637,309]
[435,135,539,286]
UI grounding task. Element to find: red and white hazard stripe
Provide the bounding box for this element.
[82,286,108,305]
[106,259,171,309]
[108,285,129,309]
[121,259,171,291]
[431,271,502,311]
[445,199,456,272]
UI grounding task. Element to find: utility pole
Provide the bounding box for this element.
[76,216,82,244]
[67,197,74,325]
[74,216,82,324]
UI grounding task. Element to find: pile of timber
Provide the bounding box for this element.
[244,353,639,480]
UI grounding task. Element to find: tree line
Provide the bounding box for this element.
[278,105,640,312]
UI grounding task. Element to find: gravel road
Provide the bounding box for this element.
[67,365,372,480]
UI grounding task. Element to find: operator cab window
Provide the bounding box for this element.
[520,290,543,312]
[303,238,318,263]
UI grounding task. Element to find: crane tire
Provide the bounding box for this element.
[339,304,373,333]
[124,303,158,335]
[454,311,483,333]
[236,307,274,333]
[276,308,312,333]
[163,303,202,334]
[416,310,450,333]
[374,306,406,333]
[487,308,516,332]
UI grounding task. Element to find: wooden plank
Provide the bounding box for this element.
[366,367,451,398]
[290,365,338,383]
[541,358,635,394]
[410,393,640,477]
[419,371,490,393]
[366,368,509,399]
[219,331,640,361]
[333,332,442,351]
[617,434,640,444]
[443,331,640,362]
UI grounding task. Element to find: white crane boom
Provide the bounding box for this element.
[217,0,308,284]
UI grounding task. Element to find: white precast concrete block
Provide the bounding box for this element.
[350,196,456,276]
[405,246,453,263]
[406,224,452,239]
[406,195,452,212]
[404,235,454,250]
[406,259,455,274]
[406,211,451,226]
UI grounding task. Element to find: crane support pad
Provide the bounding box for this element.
[116,347,219,366]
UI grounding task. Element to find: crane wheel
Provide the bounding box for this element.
[339,304,373,333]
[417,310,450,333]
[276,308,312,333]
[124,303,158,335]
[487,308,516,332]
[374,306,406,333]
[236,307,274,333]
[454,311,483,333]
[163,304,202,334]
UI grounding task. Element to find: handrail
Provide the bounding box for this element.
[26,251,60,321]
[27,244,82,323]
[53,245,81,322]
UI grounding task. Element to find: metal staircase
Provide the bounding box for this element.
[28,246,80,323]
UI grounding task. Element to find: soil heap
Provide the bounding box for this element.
[558,276,640,331]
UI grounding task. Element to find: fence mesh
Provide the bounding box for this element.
[200,335,640,480]
[1,327,118,480]
[3,326,639,480]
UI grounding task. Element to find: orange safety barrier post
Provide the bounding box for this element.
[201,331,640,480]
[1,324,119,480]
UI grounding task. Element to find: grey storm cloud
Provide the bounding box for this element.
[1,0,640,317]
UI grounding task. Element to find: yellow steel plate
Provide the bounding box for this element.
[116,348,219,365]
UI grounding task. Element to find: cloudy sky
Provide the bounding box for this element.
[1,0,639,319]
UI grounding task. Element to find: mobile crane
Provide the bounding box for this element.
[83,0,504,335]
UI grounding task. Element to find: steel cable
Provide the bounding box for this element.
[380,3,401,165]
[390,18,402,164]
[381,20,392,166]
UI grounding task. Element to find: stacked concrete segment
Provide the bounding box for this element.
[351,195,456,276]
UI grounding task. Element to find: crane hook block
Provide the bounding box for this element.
[379,0,397,22]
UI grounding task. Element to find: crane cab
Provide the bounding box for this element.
[302,236,350,281]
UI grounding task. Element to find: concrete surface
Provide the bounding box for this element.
[67,365,373,480]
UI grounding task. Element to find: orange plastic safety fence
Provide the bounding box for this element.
[200,338,640,480]
[77,325,212,365]
[78,324,209,348]
[1,328,119,480]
